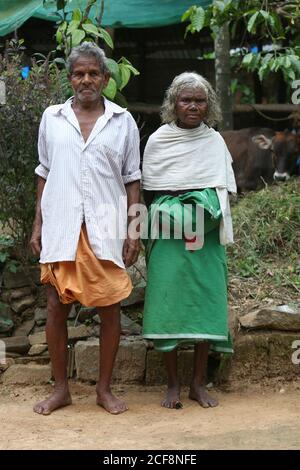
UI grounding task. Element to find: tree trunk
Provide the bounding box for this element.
[214,23,233,130]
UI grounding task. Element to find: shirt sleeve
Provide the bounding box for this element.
[35,111,50,180]
[122,117,141,184]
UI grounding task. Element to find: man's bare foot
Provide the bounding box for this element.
[161,386,183,409]
[96,389,128,415]
[33,387,72,415]
[189,384,218,408]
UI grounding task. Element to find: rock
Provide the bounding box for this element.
[15,355,50,365]
[127,255,147,285]
[1,364,51,385]
[28,344,48,356]
[10,295,36,314]
[145,349,194,385]
[1,336,30,354]
[29,265,42,285]
[122,256,147,307]
[0,290,11,304]
[75,337,147,383]
[240,304,300,331]
[0,357,15,372]
[0,303,14,320]
[92,315,101,324]
[13,319,35,337]
[87,324,99,337]
[120,313,141,336]
[21,309,35,321]
[10,287,32,300]
[0,304,14,335]
[68,305,77,320]
[121,286,145,307]
[34,307,47,326]
[0,316,14,335]
[78,307,97,323]
[29,324,90,345]
[2,269,30,289]
[224,331,300,386]
[35,287,47,308]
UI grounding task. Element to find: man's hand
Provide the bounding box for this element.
[30,224,42,256]
[122,237,140,268]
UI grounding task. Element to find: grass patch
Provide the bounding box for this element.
[227,178,300,312]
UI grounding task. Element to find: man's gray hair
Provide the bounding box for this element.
[161,72,222,127]
[67,41,110,75]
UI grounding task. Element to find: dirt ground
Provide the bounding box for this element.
[1,381,300,450]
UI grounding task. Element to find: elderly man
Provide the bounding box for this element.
[30,42,141,415]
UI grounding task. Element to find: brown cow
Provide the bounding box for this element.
[221,128,300,192]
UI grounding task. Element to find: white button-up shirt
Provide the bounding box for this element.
[35,97,141,268]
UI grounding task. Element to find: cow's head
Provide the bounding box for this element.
[252,130,300,181]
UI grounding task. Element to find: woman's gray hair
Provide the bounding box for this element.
[161,72,222,127]
[66,42,110,75]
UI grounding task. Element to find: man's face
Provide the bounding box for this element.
[175,87,208,129]
[68,56,109,104]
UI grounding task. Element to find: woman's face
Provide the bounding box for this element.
[175,87,208,129]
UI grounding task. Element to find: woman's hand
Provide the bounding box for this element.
[122,237,140,268]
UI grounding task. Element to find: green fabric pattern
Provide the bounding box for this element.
[142,189,233,354]
[0,0,212,36]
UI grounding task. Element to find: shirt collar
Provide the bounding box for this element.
[54,96,126,118]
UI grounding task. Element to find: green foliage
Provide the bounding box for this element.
[230,78,255,104]
[0,43,66,267]
[44,0,139,101]
[182,1,300,86]
[227,179,300,292]
[0,235,19,273]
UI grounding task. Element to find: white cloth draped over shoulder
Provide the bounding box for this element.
[142,122,237,244]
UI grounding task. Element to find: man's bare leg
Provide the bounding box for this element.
[33,285,72,415]
[189,342,218,408]
[161,349,182,409]
[96,303,127,414]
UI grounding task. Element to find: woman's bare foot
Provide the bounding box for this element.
[189,384,218,408]
[96,388,128,415]
[33,387,72,415]
[161,386,183,409]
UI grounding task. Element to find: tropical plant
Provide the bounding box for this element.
[182,0,300,86]
[43,0,139,102]
[0,42,66,268]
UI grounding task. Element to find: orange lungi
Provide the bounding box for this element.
[40,225,132,307]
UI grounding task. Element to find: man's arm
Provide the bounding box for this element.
[122,180,141,268]
[30,176,46,256]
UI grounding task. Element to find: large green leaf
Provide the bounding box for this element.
[71,29,86,47]
[247,11,259,33]
[99,28,114,50]
[106,58,122,88]
[67,20,80,34]
[82,23,99,36]
[72,8,82,21]
[191,6,205,32]
[119,64,131,90]
[103,77,117,100]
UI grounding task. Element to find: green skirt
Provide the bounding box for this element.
[142,189,233,353]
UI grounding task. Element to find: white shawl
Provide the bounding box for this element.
[142,122,237,244]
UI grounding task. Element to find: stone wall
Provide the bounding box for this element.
[1,262,300,388]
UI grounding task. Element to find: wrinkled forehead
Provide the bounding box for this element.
[72,55,103,72]
[177,85,208,99]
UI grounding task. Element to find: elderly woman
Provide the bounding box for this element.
[142,72,236,409]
